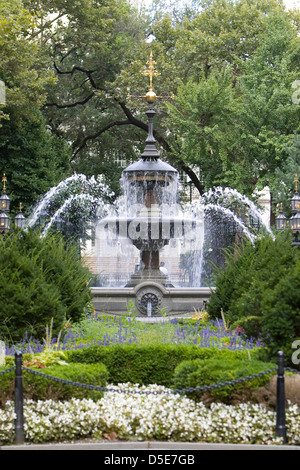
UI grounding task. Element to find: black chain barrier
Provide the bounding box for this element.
[0,366,15,376]
[23,365,279,395]
[1,351,299,445]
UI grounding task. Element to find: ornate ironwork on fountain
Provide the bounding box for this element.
[135,285,163,316]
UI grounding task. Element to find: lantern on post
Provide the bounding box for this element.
[14,203,26,229]
[275,203,287,231]
[0,174,10,213]
[0,211,11,233]
[290,175,300,248]
[0,173,11,233]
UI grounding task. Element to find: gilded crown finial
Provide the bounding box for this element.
[294,174,299,193]
[142,51,160,92]
[141,51,161,104]
[2,173,7,192]
[127,52,173,104]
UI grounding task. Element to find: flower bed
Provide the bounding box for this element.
[5,316,262,356]
[0,383,299,446]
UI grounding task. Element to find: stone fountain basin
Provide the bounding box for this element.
[91,281,213,316]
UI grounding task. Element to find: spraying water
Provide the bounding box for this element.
[203,186,273,236]
[27,174,88,228]
[41,193,104,237]
[26,170,274,288]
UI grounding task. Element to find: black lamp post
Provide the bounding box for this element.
[0,173,11,233]
[275,174,300,248]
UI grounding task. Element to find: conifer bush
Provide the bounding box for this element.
[207,232,300,364]
[0,229,92,343]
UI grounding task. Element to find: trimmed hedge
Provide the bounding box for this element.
[66,344,265,388]
[0,362,108,406]
[1,344,275,405]
[173,356,276,402]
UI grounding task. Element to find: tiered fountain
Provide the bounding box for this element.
[92,54,209,316]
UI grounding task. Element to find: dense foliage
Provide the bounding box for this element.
[0,361,108,406]
[0,229,92,343]
[173,356,276,401]
[1,0,299,207]
[207,232,300,364]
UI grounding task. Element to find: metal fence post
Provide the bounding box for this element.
[275,350,287,444]
[14,351,25,445]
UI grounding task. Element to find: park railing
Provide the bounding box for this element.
[0,350,299,446]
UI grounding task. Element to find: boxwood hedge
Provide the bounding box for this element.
[66,343,266,388]
[0,362,108,406]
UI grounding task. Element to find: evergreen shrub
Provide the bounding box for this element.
[0,362,108,406]
[0,229,92,343]
[207,232,300,365]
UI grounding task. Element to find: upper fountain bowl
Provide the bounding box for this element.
[123,157,178,180]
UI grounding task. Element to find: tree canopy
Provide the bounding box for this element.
[0,0,299,212]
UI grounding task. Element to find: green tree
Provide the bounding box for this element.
[0,0,72,210]
[238,13,300,191]
[165,68,246,193]
[0,109,71,213]
[270,134,300,217]
[41,0,148,181]
[3,0,298,204]
[0,0,56,125]
[162,5,300,195]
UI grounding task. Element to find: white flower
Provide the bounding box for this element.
[0,383,299,446]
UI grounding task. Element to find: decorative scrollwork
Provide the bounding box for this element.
[136,286,163,315]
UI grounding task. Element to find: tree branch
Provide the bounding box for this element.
[72,120,131,160]
[29,13,67,40]
[44,92,95,109]
[53,62,98,89]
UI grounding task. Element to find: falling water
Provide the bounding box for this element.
[203,186,273,236]
[28,170,274,288]
[204,203,256,245]
[41,193,102,237]
[27,174,88,228]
